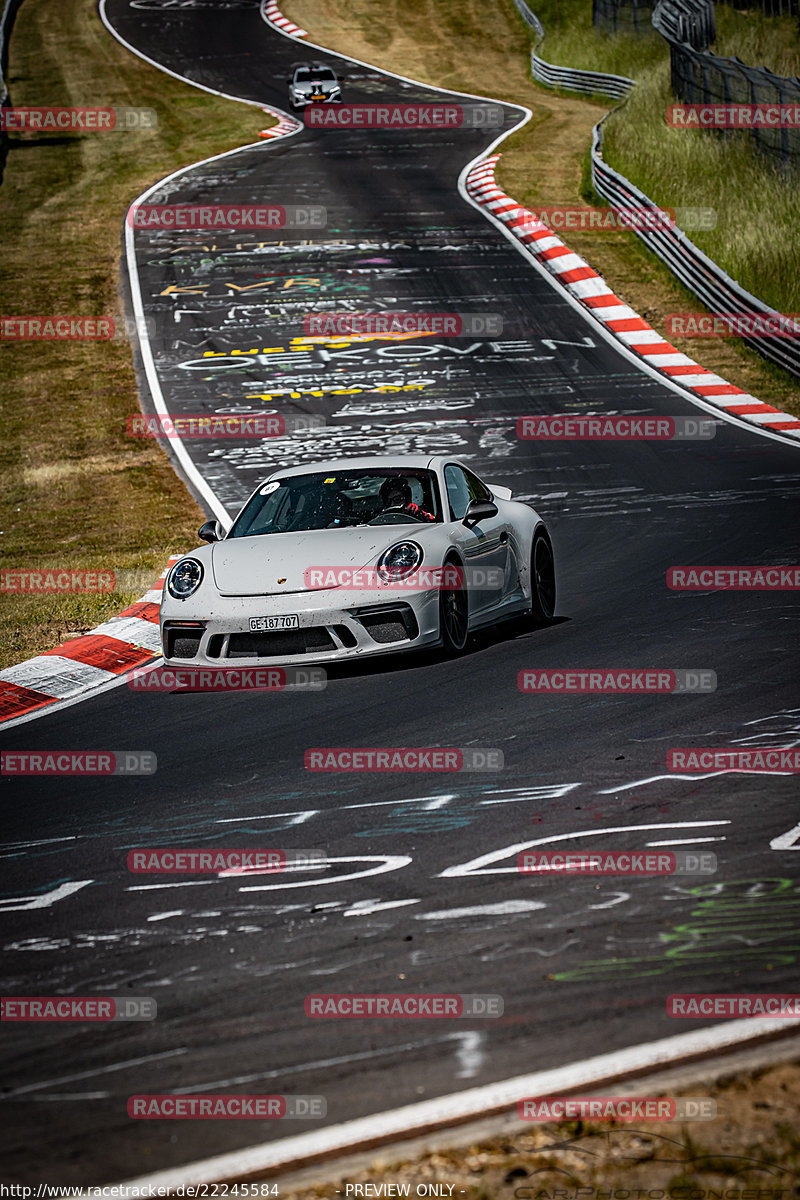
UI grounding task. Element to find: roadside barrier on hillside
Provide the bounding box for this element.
[651,0,715,49]
[654,0,800,168]
[466,154,800,434]
[511,0,545,38]
[511,0,634,98]
[590,118,800,379]
[530,52,635,98]
[511,0,800,380]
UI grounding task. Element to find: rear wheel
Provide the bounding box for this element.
[439,558,469,654]
[529,529,556,623]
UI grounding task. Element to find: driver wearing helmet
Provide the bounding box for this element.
[379,477,434,521]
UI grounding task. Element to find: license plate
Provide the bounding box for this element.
[311,93,325,100]
[249,614,299,631]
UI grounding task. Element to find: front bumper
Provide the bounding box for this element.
[160,586,441,667]
[290,93,342,108]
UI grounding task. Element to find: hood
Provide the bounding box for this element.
[296,80,337,94]
[211,528,395,596]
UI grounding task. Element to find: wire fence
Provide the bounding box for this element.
[655,0,800,168]
[592,0,657,34]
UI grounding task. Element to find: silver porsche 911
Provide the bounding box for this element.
[160,456,556,667]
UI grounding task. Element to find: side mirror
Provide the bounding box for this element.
[463,498,498,528]
[338,76,345,83]
[198,520,226,543]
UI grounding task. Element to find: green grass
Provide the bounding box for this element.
[515,0,800,322]
[604,57,800,313]
[523,0,666,78]
[0,0,275,669]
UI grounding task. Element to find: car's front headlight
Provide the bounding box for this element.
[167,558,204,600]
[377,541,423,582]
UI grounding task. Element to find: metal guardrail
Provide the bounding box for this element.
[530,52,635,98]
[591,118,800,379]
[506,0,799,380]
[510,0,545,39]
[511,0,634,98]
[651,0,715,48]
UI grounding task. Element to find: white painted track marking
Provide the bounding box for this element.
[439,822,731,877]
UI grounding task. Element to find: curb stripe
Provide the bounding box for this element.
[0,682,54,721]
[465,158,800,441]
[0,557,180,726]
[261,0,307,39]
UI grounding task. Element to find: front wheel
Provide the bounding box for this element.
[529,529,556,623]
[439,558,469,655]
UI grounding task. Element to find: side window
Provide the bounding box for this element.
[463,468,492,502]
[444,464,472,521]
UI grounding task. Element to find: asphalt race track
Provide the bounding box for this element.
[1,0,799,1184]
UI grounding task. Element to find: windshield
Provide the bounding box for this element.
[294,68,311,82]
[311,68,336,82]
[229,468,443,538]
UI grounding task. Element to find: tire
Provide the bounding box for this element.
[529,529,556,623]
[439,557,469,655]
